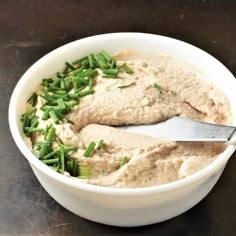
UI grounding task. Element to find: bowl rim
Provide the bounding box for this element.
[8,32,236,196]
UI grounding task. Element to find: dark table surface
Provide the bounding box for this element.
[1,0,236,235]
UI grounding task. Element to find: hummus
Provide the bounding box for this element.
[30,50,231,188]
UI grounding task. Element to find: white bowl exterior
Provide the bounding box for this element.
[31,164,225,226]
[9,33,236,226]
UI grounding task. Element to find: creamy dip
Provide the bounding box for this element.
[29,50,231,188]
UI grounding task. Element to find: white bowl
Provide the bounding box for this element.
[9,33,236,227]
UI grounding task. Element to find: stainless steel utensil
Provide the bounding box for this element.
[118,116,236,144]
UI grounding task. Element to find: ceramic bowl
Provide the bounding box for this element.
[9,33,236,226]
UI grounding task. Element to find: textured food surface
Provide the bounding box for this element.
[31,51,231,188]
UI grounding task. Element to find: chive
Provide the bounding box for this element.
[43,149,59,160]
[60,80,66,89]
[62,66,69,74]
[97,139,104,150]
[57,98,67,111]
[78,89,94,97]
[102,75,117,79]
[65,100,78,107]
[40,88,53,102]
[30,116,39,128]
[68,93,79,99]
[110,59,116,69]
[72,56,88,65]
[77,76,90,85]
[22,115,30,133]
[81,59,89,68]
[42,78,54,87]
[88,77,93,89]
[118,83,135,89]
[73,160,78,176]
[50,79,61,88]
[40,127,56,158]
[78,165,91,178]
[51,94,69,101]
[27,92,38,107]
[88,54,95,68]
[22,107,37,118]
[41,105,60,111]
[57,72,66,79]
[25,127,44,133]
[49,110,60,124]
[116,63,126,70]
[63,146,78,153]
[54,90,66,95]
[103,69,119,76]
[44,124,53,140]
[65,78,72,91]
[79,68,98,78]
[54,110,64,120]
[65,61,76,71]
[119,156,127,168]
[83,141,96,157]
[43,158,59,165]
[95,55,108,69]
[70,67,84,77]
[125,68,134,74]
[100,50,112,63]
[73,79,78,93]
[154,83,161,94]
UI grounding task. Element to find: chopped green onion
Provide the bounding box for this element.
[78,165,91,178]
[119,156,127,168]
[83,141,96,157]
[63,146,78,153]
[95,55,108,69]
[103,69,119,76]
[43,158,59,165]
[25,127,44,133]
[57,98,67,111]
[65,61,76,71]
[40,127,56,158]
[51,94,69,101]
[72,56,88,65]
[154,83,161,94]
[116,63,126,70]
[78,89,94,97]
[110,59,116,69]
[27,92,38,107]
[102,75,118,79]
[22,107,37,118]
[65,100,78,107]
[99,50,112,63]
[49,110,60,124]
[57,72,66,79]
[43,149,60,160]
[88,77,93,89]
[97,139,104,150]
[70,67,84,77]
[125,68,134,74]
[88,54,95,68]
[68,93,79,99]
[79,68,98,78]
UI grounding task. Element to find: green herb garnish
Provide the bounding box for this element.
[83,141,96,157]
[154,83,161,94]
[97,139,104,150]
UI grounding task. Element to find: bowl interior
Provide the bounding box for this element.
[9,33,236,193]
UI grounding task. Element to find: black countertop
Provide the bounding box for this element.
[1,1,236,235]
